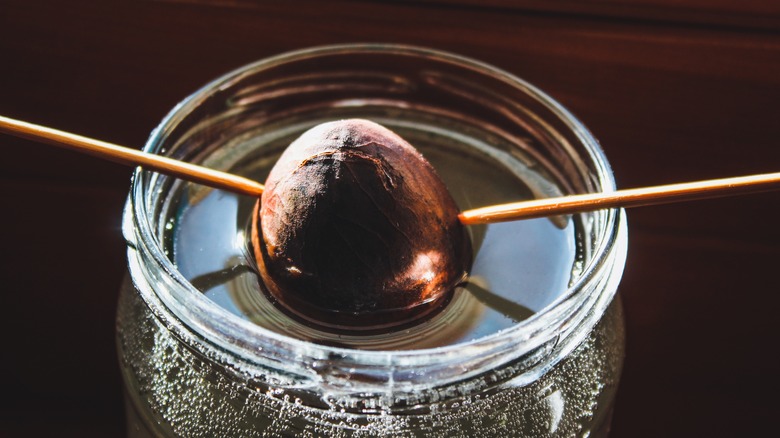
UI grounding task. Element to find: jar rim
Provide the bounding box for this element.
[129,43,625,371]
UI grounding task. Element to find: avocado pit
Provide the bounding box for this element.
[251,119,471,331]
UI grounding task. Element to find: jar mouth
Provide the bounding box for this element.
[128,44,626,373]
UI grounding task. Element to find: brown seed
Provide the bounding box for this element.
[251,119,471,331]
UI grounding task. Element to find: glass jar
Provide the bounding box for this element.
[117,44,627,437]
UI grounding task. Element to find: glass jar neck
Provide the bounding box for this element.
[123,44,627,408]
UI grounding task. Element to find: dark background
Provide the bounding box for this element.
[1,1,778,436]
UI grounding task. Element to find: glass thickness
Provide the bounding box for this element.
[116,44,628,437]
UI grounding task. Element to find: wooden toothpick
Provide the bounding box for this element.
[0,115,265,197]
[2,115,777,226]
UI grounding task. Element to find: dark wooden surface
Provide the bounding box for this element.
[1,1,778,436]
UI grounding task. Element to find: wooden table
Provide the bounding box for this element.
[1,1,778,436]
